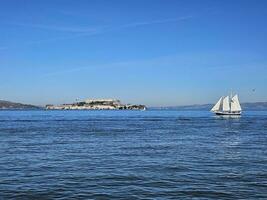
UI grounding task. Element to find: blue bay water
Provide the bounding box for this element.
[0,110,266,199]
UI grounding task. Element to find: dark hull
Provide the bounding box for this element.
[215,112,241,116]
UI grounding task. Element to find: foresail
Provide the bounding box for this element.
[211,97,222,111]
[231,94,242,112]
[222,96,230,111]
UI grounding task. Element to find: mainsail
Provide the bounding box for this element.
[211,97,222,111]
[230,95,242,112]
[222,96,230,111]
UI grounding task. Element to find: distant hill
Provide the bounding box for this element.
[151,102,267,111]
[242,102,267,110]
[0,100,41,110]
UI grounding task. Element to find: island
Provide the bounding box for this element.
[46,99,146,110]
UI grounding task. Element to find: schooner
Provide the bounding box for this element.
[211,94,242,115]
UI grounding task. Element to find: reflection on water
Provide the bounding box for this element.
[0,110,266,199]
[213,115,241,119]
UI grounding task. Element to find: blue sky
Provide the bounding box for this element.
[0,0,267,106]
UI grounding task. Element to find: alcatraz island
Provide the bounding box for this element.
[46,99,146,110]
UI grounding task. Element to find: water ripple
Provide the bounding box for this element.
[0,110,266,199]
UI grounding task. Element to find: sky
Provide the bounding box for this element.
[0,0,267,106]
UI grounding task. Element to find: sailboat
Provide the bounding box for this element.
[211,94,242,115]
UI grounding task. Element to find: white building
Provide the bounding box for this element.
[85,99,121,105]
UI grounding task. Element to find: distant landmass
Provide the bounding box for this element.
[150,102,267,111]
[1,99,267,111]
[0,100,41,110]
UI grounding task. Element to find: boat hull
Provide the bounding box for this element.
[214,111,241,116]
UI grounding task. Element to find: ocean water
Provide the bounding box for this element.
[0,110,266,199]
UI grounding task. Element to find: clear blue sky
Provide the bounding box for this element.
[0,0,267,106]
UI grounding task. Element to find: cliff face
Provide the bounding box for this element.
[46,99,146,110]
[0,100,40,110]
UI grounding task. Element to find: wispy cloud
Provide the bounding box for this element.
[42,54,267,78]
[7,15,191,33]
[42,62,123,77]
[120,16,192,28]
[1,15,193,50]
[5,21,108,33]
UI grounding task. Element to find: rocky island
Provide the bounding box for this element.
[46,99,146,110]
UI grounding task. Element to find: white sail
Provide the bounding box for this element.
[222,96,230,111]
[211,97,222,111]
[231,94,242,112]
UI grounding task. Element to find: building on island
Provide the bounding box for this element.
[46,99,146,110]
